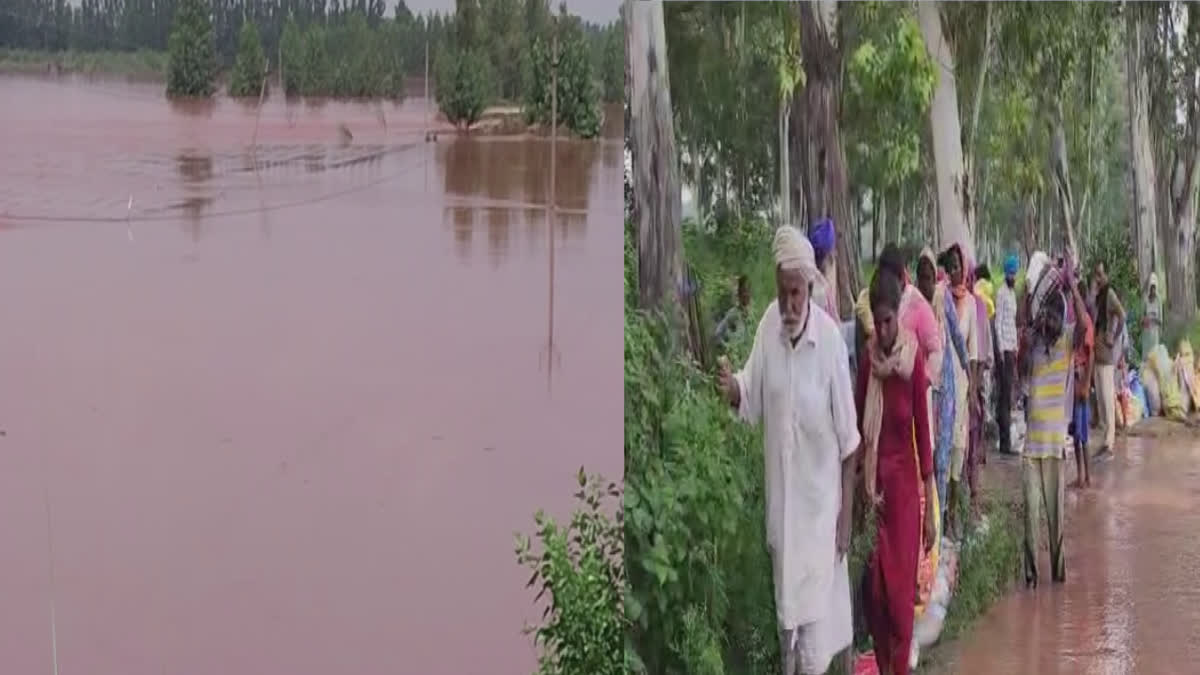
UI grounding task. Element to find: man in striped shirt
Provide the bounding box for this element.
[995,256,1020,454]
[1019,254,1074,588]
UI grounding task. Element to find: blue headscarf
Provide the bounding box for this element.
[1003,254,1019,278]
[808,218,836,262]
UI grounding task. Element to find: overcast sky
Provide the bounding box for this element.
[405,0,618,24]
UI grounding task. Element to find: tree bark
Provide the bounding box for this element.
[1125,4,1159,293]
[628,0,685,315]
[1162,4,1200,324]
[792,0,857,319]
[919,1,975,262]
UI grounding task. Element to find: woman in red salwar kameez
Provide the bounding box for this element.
[856,269,937,675]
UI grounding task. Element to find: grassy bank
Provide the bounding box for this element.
[0,48,168,79]
[626,218,1022,674]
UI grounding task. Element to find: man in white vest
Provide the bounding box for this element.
[717,226,861,674]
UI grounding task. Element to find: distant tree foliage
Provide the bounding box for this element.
[1,0,623,107]
[523,9,602,138]
[165,0,217,97]
[435,44,490,129]
[228,19,267,97]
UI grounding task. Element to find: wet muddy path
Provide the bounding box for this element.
[937,432,1200,674]
[0,75,623,674]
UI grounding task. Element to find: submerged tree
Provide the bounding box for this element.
[435,45,490,128]
[279,15,304,96]
[523,9,602,138]
[229,20,268,97]
[165,0,218,97]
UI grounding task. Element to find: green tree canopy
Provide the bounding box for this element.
[165,0,217,97]
[523,11,602,139]
[228,19,267,98]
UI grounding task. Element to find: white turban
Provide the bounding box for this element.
[773,226,819,281]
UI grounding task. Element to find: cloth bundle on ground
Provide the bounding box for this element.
[1143,365,1163,417]
[1127,369,1148,422]
[1175,339,1200,412]
[1148,344,1187,420]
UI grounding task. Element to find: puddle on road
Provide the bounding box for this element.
[938,435,1200,674]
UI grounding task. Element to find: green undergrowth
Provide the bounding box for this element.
[626,218,879,674]
[0,48,168,78]
[938,491,1022,643]
[627,217,1025,674]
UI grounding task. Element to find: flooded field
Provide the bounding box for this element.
[938,434,1200,674]
[0,74,623,674]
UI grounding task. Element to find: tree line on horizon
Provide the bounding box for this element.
[0,0,624,136]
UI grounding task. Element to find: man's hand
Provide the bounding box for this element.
[836,505,852,558]
[716,356,740,407]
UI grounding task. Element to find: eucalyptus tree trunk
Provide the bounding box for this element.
[919,1,975,261]
[792,0,857,319]
[627,0,684,314]
[1125,4,1159,293]
[1162,4,1200,324]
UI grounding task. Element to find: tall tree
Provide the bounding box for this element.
[918,0,973,260]
[1126,3,1160,297]
[166,0,218,97]
[792,0,856,318]
[627,0,684,316]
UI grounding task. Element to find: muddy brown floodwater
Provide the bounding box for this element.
[0,74,623,674]
[940,434,1200,674]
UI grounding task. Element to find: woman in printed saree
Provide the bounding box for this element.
[856,268,936,675]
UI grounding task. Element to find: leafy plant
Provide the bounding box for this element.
[279,16,304,96]
[522,12,602,139]
[435,45,491,129]
[228,20,267,98]
[515,469,624,675]
[165,0,217,98]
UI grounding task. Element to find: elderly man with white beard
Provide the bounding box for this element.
[717,226,861,675]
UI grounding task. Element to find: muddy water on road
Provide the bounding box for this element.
[0,75,623,674]
[942,435,1200,674]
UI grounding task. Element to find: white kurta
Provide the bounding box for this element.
[734,299,861,650]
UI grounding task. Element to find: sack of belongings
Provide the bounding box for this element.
[1150,344,1187,420]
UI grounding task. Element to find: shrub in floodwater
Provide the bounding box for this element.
[435,45,491,129]
[514,469,624,675]
[522,10,602,139]
[229,21,268,98]
[280,17,305,97]
[166,0,217,98]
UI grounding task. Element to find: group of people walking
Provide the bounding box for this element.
[715,222,1142,675]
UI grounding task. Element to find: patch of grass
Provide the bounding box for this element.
[0,49,168,79]
[939,492,1022,641]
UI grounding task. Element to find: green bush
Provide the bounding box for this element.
[940,495,1022,641]
[228,21,267,98]
[165,0,217,97]
[522,15,602,139]
[435,46,491,129]
[279,17,304,96]
[515,470,624,675]
[299,25,332,96]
